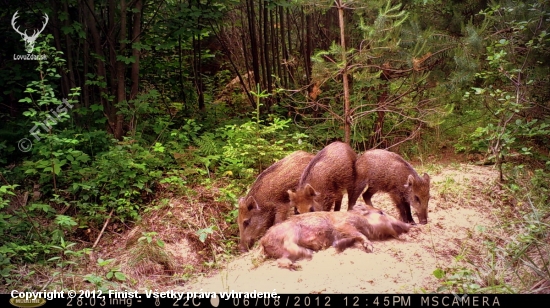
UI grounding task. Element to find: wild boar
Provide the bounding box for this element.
[238,151,315,252]
[259,203,410,269]
[350,149,431,224]
[288,141,357,214]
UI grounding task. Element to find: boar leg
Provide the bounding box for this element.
[333,230,373,253]
[333,192,344,211]
[361,187,377,207]
[276,257,294,269]
[283,231,313,261]
[351,232,374,252]
[350,231,374,252]
[346,182,359,210]
[391,195,416,224]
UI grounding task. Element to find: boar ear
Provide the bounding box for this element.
[423,173,430,184]
[404,174,414,188]
[305,184,319,197]
[246,196,260,211]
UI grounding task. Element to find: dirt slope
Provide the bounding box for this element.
[174,164,500,294]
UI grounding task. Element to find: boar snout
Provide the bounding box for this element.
[418,214,428,225]
[239,238,254,252]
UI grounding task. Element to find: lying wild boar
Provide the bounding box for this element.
[238,151,315,252]
[260,203,410,268]
[351,149,431,224]
[288,141,357,214]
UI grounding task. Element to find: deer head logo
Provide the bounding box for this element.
[11,11,49,54]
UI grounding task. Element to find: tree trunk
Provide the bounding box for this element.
[246,0,260,89]
[286,7,295,85]
[337,0,351,144]
[83,32,89,109]
[129,0,142,134]
[305,11,312,83]
[279,6,288,88]
[115,0,128,140]
[272,9,280,87]
[262,2,272,110]
[240,6,252,90]
[63,1,76,93]
[371,87,388,147]
[109,0,117,110]
[83,0,111,133]
[50,1,69,98]
[130,0,142,101]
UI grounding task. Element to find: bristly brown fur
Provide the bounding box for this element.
[259,203,410,269]
[237,151,315,252]
[289,141,357,214]
[350,149,431,225]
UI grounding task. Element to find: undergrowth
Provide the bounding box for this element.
[433,163,550,294]
[0,40,312,291]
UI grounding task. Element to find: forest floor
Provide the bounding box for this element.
[172,163,501,294]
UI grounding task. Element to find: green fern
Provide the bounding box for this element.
[196,133,220,156]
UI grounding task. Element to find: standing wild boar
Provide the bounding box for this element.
[288,141,356,214]
[260,202,410,269]
[350,149,431,225]
[238,151,315,252]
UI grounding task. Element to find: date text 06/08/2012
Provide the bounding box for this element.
[282,295,501,307]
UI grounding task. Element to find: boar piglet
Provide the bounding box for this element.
[260,203,410,269]
[288,141,357,214]
[350,149,431,224]
[238,151,315,252]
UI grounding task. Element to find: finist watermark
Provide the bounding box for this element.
[11,10,49,59]
[18,98,74,152]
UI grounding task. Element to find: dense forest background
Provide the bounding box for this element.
[0,0,548,293]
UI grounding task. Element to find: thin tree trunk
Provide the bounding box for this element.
[178,0,186,109]
[279,5,288,88]
[109,0,117,111]
[305,11,312,83]
[83,0,112,133]
[196,34,205,112]
[129,0,142,135]
[272,9,280,86]
[197,21,204,111]
[50,1,69,98]
[286,7,295,85]
[240,6,252,90]
[246,0,260,88]
[337,0,351,144]
[258,0,267,92]
[299,8,305,83]
[63,1,76,92]
[130,0,142,101]
[263,3,272,110]
[83,25,89,109]
[371,87,388,147]
[115,0,127,140]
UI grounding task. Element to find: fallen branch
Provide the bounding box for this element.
[93,209,114,248]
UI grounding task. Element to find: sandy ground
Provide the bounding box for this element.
[174,163,500,294]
